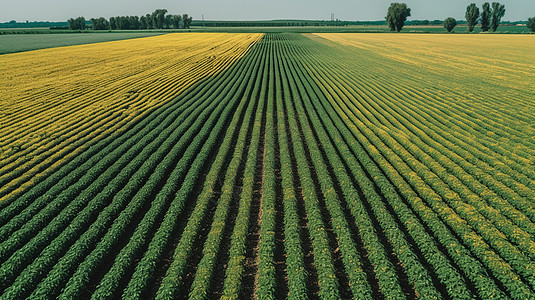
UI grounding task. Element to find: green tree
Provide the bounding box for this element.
[443,17,457,32]
[77,17,86,30]
[182,14,193,29]
[90,17,109,30]
[129,16,140,30]
[109,17,117,30]
[117,16,130,30]
[386,3,411,32]
[68,17,86,30]
[89,18,97,30]
[490,2,506,32]
[172,15,182,29]
[139,15,147,29]
[528,17,535,32]
[152,9,168,29]
[164,14,173,29]
[67,18,76,30]
[146,13,153,29]
[481,2,491,32]
[151,12,158,29]
[465,3,479,32]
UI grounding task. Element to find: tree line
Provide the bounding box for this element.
[67,9,192,30]
[462,2,506,32]
[386,2,535,33]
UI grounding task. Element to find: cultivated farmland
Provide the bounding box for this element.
[1,32,534,299]
[0,32,167,55]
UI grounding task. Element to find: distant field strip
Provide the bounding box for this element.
[0,33,262,201]
[1,32,534,299]
[0,32,166,54]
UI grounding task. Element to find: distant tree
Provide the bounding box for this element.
[68,17,86,30]
[528,17,535,32]
[115,16,121,29]
[182,14,193,29]
[164,14,173,29]
[443,17,457,32]
[90,18,96,30]
[67,18,76,30]
[129,16,140,30]
[481,2,491,32]
[139,15,147,29]
[146,13,153,29]
[490,2,506,32]
[419,20,430,26]
[65,9,189,32]
[109,17,117,30]
[465,3,479,32]
[90,17,109,30]
[172,15,182,29]
[117,16,130,30]
[100,17,109,30]
[386,3,411,32]
[152,9,168,29]
[151,12,157,29]
[76,17,86,30]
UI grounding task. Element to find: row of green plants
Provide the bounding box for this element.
[120,46,265,300]
[277,49,342,299]
[271,45,309,299]
[282,35,459,299]
[0,69,233,299]
[255,39,280,299]
[321,60,535,257]
[0,43,252,298]
[187,43,266,300]
[153,43,264,300]
[297,35,534,298]
[279,37,391,299]
[336,51,535,249]
[220,38,269,300]
[58,80,241,300]
[0,55,220,203]
[311,37,535,233]
[0,112,121,198]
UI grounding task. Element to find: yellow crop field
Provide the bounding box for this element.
[0,33,261,199]
[312,33,535,152]
[313,33,535,93]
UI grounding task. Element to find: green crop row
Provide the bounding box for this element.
[297,35,534,298]
[272,38,308,300]
[154,41,264,300]
[220,37,268,300]
[2,32,533,299]
[121,43,265,300]
[187,41,265,300]
[255,37,279,300]
[1,69,232,299]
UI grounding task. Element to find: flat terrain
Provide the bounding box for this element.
[0,32,534,299]
[0,32,165,54]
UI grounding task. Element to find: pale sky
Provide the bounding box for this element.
[1,0,533,23]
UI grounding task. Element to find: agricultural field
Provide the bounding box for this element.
[0,32,167,54]
[0,31,534,299]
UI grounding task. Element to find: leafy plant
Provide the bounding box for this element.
[443,17,457,32]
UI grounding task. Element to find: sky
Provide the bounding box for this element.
[1,0,534,23]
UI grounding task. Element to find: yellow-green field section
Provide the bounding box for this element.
[0,32,534,299]
[0,33,262,198]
